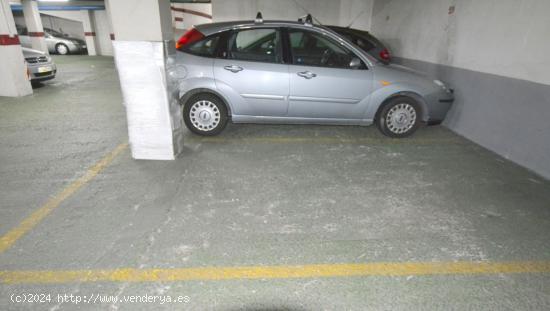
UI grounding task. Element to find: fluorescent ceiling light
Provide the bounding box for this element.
[38,0,70,2]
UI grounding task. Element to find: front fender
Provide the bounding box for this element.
[364,82,431,122]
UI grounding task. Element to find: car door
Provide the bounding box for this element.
[213,27,289,117]
[286,28,374,120]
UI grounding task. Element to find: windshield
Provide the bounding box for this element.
[46,29,65,37]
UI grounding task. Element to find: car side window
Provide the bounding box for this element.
[352,35,375,51]
[185,35,221,58]
[289,29,362,69]
[342,33,375,51]
[228,28,282,63]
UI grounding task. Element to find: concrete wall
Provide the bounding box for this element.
[212,0,374,30]
[370,0,550,179]
[339,0,373,30]
[39,14,84,40]
[108,0,172,41]
[23,10,113,56]
[93,10,113,56]
[171,3,212,32]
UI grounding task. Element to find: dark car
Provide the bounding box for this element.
[326,26,391,63]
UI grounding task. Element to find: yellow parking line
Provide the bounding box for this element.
[0,143,128,254]
[1,261,549,284]
[190,137,463,145]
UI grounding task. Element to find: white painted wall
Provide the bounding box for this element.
[212,0,374,30]
[40,13,84,40]
[371,0,550,85]
[40,10,82,23]
[171,3,212,31]
[107,0,172,41]
[93,10,113,56]
[339,0,373,30]
[39,10,113,56]
[14,12,84,40]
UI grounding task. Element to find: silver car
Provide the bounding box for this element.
[175,15,453,137]
[18,26,87,55]
[22,47,57,83]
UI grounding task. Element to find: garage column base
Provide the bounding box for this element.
[0,45,33,97]
[113,40,184,160]
[1,0,32,97]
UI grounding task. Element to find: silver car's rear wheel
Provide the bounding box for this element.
[385,103,417,134]
[190,100,220,131]
[183,93,228,136]
[377,96,421,138]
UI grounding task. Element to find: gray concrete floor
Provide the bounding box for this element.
[1,55,549,310]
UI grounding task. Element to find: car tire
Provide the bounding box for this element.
[376,96,421,138]
[56,43,69,55]
[183,93,228,136]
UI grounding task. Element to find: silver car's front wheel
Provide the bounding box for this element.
[56,43,69,55]
[183,94,228,136]
[377,97,421,138]
[386,103,417,134]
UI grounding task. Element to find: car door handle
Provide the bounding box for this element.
[224,65,243,73]
[297,71,317,79]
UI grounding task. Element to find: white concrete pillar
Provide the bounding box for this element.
[171,5,185,30]
[104,2,115,41]
[80,10,97,55]
[0,0,32,97]
[106,0,183,160]
[21,0,48,54]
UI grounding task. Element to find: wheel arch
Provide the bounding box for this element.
[179,88,232,117]
[373,91,429,122]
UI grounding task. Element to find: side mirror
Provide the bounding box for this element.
[349,57,362,69]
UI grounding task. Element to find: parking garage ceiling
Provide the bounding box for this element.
[9,0,211,11]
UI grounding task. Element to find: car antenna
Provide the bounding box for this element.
[255,12,263,24]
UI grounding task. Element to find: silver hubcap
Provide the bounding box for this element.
[190,100,220,131]
[57,45,68,54]
[386,103,417,134]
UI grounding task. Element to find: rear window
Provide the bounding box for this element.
[184,35,221,58]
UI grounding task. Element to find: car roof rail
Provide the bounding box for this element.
[255,12,263,24]
[298,14,313,26]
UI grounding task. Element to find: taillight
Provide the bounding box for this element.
[175,28,204,50]
[379,48,391,61]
